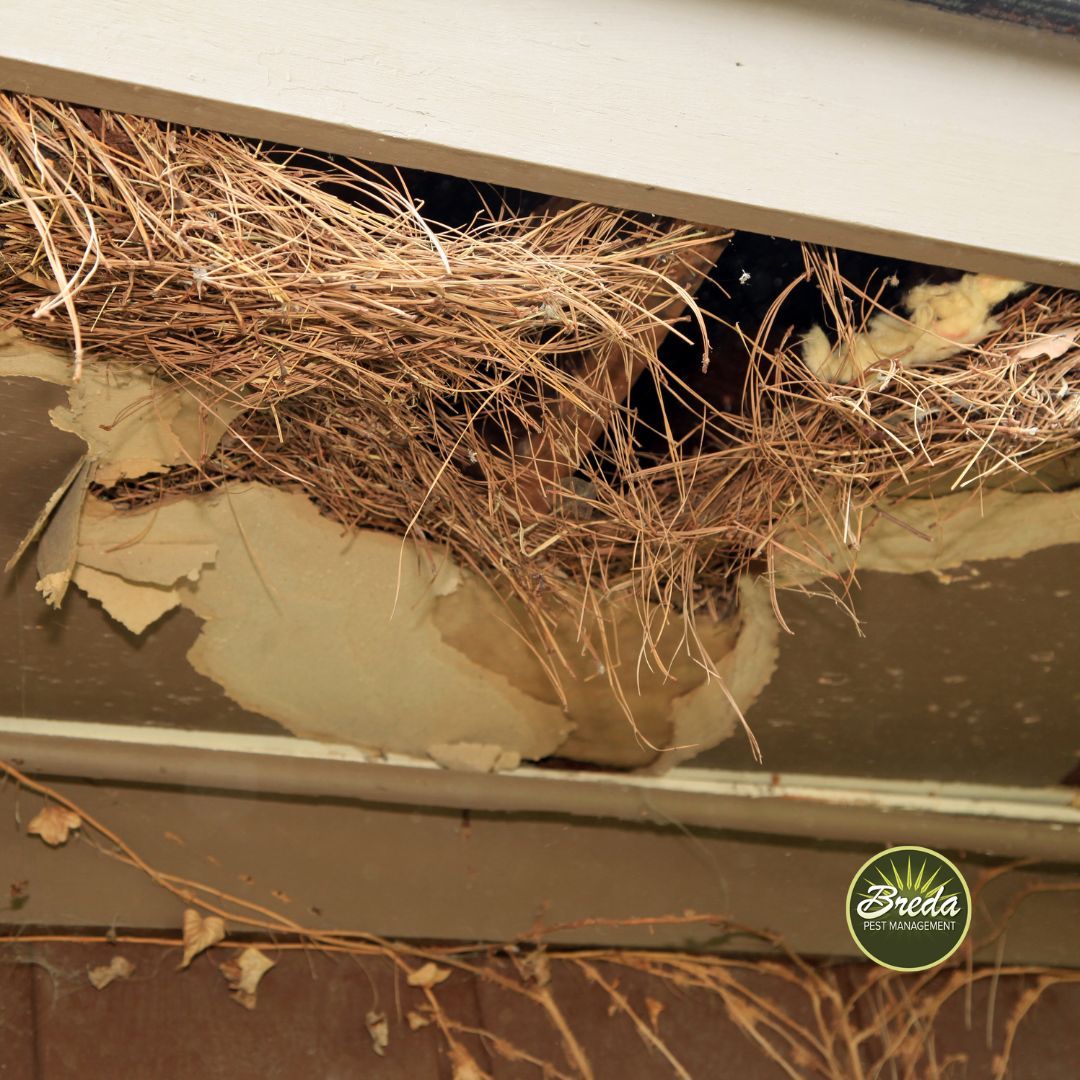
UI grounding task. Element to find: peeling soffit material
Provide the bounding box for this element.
[73,482,777,768]
[661,578,780,770]
[776,488,1080,588]
[33,457,92,608]
[0,331,239,485]
[6,331,1080,771]
[432,576,778,769]
[4,453,86,573]
[2,332,779,770]
[75,486,574,762]
[69,563,186,636]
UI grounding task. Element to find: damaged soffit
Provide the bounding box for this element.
[1,335,776,770]
[4,330,1080,783]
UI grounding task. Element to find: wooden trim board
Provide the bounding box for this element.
[0,0,1078,286]
[2,718,1078,862]
[2,752,1079,962]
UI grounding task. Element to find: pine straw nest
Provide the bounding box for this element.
[2,93,1079,712]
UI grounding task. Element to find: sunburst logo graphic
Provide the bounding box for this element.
[846,846,971,971]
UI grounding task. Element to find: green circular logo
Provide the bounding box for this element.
[845,846,971,971]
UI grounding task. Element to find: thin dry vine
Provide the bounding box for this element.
[2,758,1077,1078]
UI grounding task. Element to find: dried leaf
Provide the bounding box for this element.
[1015,331,1078,361]
[523,949,550,988]
[645,996,665,1032]
[451,1044,491,1080]
[8,880,29,912]
[27,805,82,847]
[220,947,276,1010]
[88,955,135,990]
[512,947,550,987]
[406,1010,431,1031]
[179,908,225,968]
[406,961,451,988]
[365,1009,389,1056]
[33,457,92,609]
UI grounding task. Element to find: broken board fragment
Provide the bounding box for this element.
[34,458,92,608]
[70,564,183,635]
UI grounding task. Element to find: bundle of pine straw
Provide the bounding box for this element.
[2,93,1079,706]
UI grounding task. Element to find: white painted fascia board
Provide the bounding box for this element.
[0,0,1078,287]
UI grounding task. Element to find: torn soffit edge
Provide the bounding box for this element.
[76,475,777,768]
[10,330,1080,772]
[70,563,187,636]
[74,486,572,762]
[71,485,774,769]
[74,481,775,768]
[0,330,240,485]
[1,332,233,626]
[33,457,92,608]
[662,578,779,770]
[2,332,776,770]
[432,575,778,770]
[775,487,1080,588]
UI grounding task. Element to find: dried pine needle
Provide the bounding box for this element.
[1,92,1078,723]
